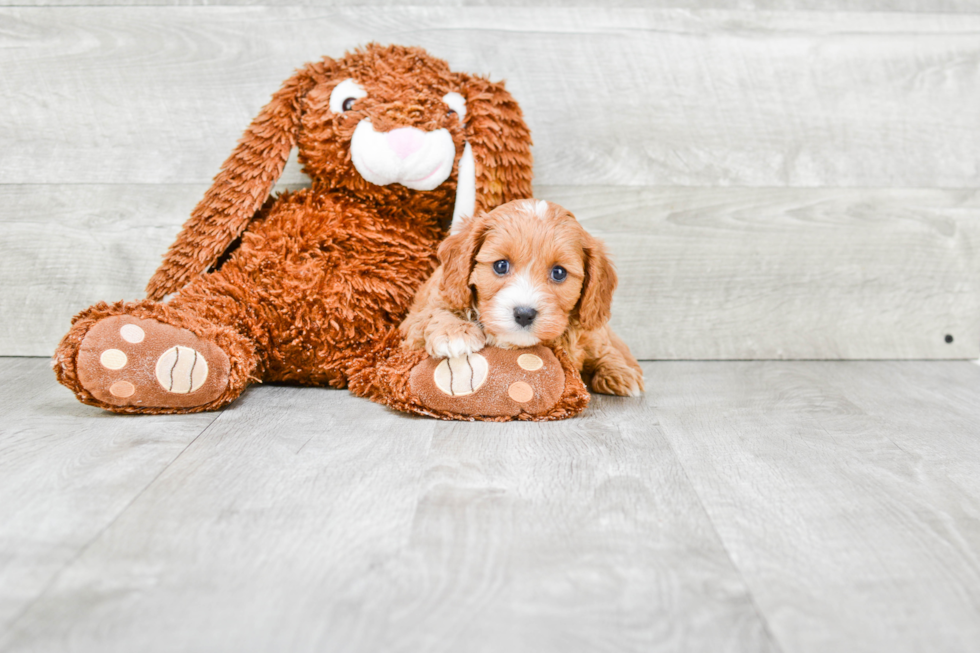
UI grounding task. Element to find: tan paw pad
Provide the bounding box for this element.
[119,324,145,343]
[109,380,135,398]
[100,349,128,370]
[156,346,209,394]
[433,353,488,396]
[517,354,543,371]
[507,381,534,403]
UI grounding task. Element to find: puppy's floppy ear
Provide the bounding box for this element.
[438,213,492,312]
[450,75,533,232]
[146,63,323,300]
[575,232,618,331]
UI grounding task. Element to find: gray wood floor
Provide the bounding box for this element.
[2,357,979,652]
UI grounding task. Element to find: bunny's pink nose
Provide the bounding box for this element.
[386,127,425,160]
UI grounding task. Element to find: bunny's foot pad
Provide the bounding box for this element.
[409,344,566,417]
[75,316,231,409]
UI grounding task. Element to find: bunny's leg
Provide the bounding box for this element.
[347,330,591,422]
[54,296,258,414]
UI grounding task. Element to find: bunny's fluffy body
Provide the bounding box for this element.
[54,44,533,413]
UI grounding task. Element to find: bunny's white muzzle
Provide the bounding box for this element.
[351,121,455,191]
[349,119,475,230]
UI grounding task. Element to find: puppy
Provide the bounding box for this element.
[400,199,644,397]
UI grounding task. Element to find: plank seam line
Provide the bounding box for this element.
[652,403,787,653]
[0,410,227,636]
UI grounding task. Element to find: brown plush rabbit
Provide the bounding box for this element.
[52,43,590,420]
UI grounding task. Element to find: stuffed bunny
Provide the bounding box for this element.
[53,43,590,420]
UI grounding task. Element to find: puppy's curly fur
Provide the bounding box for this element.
[401,200,644,397]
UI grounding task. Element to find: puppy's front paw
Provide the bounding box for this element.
[426,320,486,359]
[591,363,645,397]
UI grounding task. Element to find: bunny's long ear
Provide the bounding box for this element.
[145,65,320,300]
[450,75,533,234]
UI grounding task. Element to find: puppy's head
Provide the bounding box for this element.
[438,199,617,347]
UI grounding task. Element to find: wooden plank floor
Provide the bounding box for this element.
[2,357,979,652]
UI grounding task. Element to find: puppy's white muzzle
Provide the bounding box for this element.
[486,273,545,348]
[350,120,456,192]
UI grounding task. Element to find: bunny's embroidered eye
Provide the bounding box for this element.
[550,265,567,282]
[442,92,466,122]
[493,260,510,276]
[330,79,367,114]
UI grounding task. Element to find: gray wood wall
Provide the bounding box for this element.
[2,3,978,358]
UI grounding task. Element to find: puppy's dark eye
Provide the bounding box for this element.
[342,97,356,112]
[446,109,456,118]
[550,265,567,282]
[493,260,510,276]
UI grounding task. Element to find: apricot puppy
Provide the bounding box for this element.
[401,199,644,397]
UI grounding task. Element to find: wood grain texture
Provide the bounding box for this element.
[3,183,978,359]
[549,185,980,360]
[0,357,218,631]
[0,358,775,653]
[1,7,979,187]
[0,184,204,357]
[5,358,980,651]
[381,401,773,652]
[648,360,980,653]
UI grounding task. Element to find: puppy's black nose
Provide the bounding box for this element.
[513,306,537,327]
